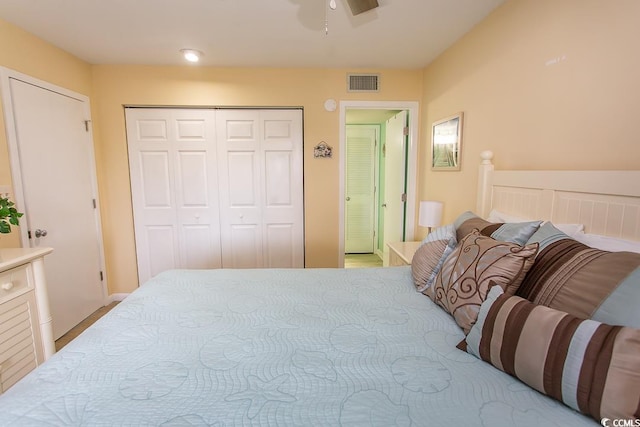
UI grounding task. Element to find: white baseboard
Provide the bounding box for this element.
[108,293,129,303]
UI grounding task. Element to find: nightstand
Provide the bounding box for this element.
[387,241,422,266]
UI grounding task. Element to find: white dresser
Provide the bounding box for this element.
[0,247,54,393]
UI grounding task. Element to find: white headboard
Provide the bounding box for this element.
[476,151,640,242]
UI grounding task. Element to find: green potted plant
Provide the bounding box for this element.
[0,195,23,234]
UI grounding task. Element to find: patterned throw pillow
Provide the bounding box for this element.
[453,211,542,245]
[424,230,538,334]
[519,222,640,328]
[411,224,457,292]
[465,286,640,423]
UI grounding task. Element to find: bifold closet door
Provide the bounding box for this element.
[126,108,222,284]
[216,109,304,268]
[127,108,304,283]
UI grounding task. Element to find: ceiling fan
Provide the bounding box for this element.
[346,0,379,15]
[324,0,379,34]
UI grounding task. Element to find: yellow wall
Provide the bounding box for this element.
[0,15,421,294]
[91,66,422,293]
[418,0,640,228]
[0,18,92,247]
[5,0,639,295]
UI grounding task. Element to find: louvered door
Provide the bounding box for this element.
[345,125,378,253]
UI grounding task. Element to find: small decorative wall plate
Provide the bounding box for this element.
[314,141,332,158]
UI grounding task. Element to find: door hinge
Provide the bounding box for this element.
[403,126,409,136]
[84,120,91,132]
[92,199,97,209]
[99,271,104,281]
[401,193,407,202]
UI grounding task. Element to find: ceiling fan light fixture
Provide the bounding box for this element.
[346,0,379,15]
[180,49,203,63]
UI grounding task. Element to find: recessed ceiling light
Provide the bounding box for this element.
[180,49,203,63]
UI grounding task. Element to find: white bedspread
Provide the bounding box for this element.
[0,267,595,426]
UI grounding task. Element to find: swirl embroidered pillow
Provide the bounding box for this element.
[424,230,539,334]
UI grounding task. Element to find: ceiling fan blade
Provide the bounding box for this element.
[346,0,379,16]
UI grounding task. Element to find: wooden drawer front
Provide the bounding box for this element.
[0,291,41,393]
[389,250,408,266]
[0,264,31,304]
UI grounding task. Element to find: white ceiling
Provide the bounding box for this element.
[0,0,505,68]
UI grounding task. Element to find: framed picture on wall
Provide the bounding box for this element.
[431,112,463,171]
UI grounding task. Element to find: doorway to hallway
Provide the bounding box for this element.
[339,101,419,267]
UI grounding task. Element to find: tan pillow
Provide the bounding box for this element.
[411,240,448,292]
[425,230,538,334]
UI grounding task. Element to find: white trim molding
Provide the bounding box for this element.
[338,100,419,267]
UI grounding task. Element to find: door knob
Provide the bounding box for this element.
[382,203,387,208]
[346,197,351,201]
[34,229,48,238]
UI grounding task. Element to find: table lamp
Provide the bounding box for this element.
[419,201,443,234]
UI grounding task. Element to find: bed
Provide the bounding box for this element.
[0,152,638,426]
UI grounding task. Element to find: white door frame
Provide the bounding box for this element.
[339,100,419,267]
[0,67,108,300]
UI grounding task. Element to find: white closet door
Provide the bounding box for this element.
[216,109,304,268]
[126,108,222,284]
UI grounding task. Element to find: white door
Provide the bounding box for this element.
[382,111,407,263]
[6,77,105,339]
[216,109,304,268]
[345,125,377,253]
[126,108,222,284]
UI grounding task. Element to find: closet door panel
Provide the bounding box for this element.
[146,225,177,277]
[128,112,179,283]
[126,108,221,285]
[177,151,208,207]
[139,151,172,209]
[182,225,217,269]
[261,110,304,268]
[265,224,295,267]
[217,110,264,268]
[265,151,293,206]
[128,107,303,279]
[227,152,258,207]
[229,225,261,269]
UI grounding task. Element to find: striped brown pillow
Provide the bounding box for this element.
[465,286,640,422]
[520,222,640,327]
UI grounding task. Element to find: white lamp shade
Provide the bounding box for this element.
[419,201,443,228]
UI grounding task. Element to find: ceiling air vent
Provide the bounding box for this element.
[347,73,380,92]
